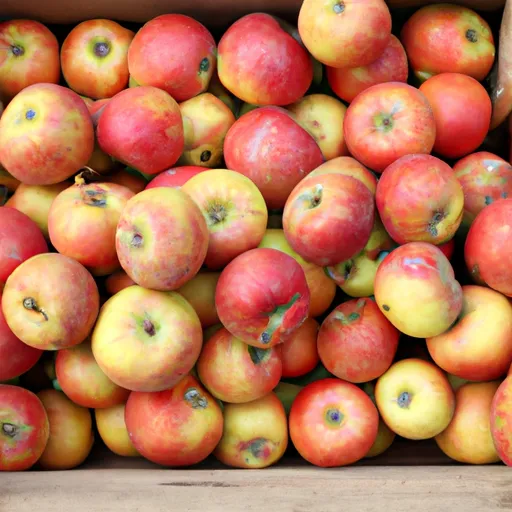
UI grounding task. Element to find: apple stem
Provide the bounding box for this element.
[334,311,360,325]
[200,150,211,163]
[397,391,412,409]
[184,387,208,409]
[23,297,49,322]
[260,292,301,345]
[1,422,19,438]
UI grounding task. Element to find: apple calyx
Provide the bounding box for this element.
[23,297,49,322]
[325,408,344,426]
[428,210,446,237]
[143,318,156,337]
[333,1,345,14]
[184,387,208,409]
[299,184,323,209]
[248,345,270,365]
[131,232,143,248]
[200,150,212,163]
[11,44,24,57]
[208,203,228,224]
[466,29,478,43]
[374,113,394,133]
[94,41,111,58]
[25,109,36,121]
[397,391,412,409]
[198,57,210,74]
[1,422,19,438]
[260,292,301,344]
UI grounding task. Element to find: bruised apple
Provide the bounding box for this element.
[490,376,512,465]
[376,154,464,245]
[290,378,379,467]
[216,248,310,348]
[145,166,206,190]
[283,173,374,267]
[95,403,139,457]
[374,242,463,338]
[218,13,312,106]
[0,384,49,471]
[177,272,220,328]
[91,286,202,392]
[0,84,94,185]
[125,375,223,466]
[2,253,100,350]
[115,187,209,291]
[197,327,282,403]
[343,82,436,173]
[224,107,324,209]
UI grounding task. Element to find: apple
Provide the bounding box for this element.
[401,4,495,83]
[327,35,408,104]
[290,378,379,467]
[343,82,436,173]
[145,166,207,190]
[61,19,134,99]
[419,73,492,159]
[182,168,268,270]
[218,13,312,106]
[283,172,374,267]
[465,198,512,296]
[214,392,288,468]
[224,106,324,210]
[286,94,348,161]
[298,0,391,69]
[436,381,501,464]
[375,358,455,440]
[258,229,336,318]
[97,86,184,176]
[48,181,135,276]
[95,403,139,457]
[439,238,456,261]
[197,327,282,403]
[0,20,60,102]
[274,382,303,416]
[178,93,236,168]
[91,285,202,392]
[0,83,94,185]
[105,270,135,296]
[281,317,320,378]
[426,285,512,381]
[490,375,512,465]
[115,187,209,291]
[216,248,310,348]
[0,207,48,285]
[2,253,100,350]
[374,242,463,338]
[107,168,147,194]
[207,70,236,115]
[128,14,216,102]
[125,375,223,466]
[0,384,49,471]
[376,154,464,245]
[5,182,70,240]
[36,389,94,470]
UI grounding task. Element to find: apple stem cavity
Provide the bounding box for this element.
[397,391,412,409]
[333,1,345,13]
[466,29,478,43]
[428,210,446,237]
[184,387,208,409]
[94,41,111,58]
[209,203,227,224]
[325,408,344,426]
[1,422,19,438]
[10,44,24,57]
[23,297,49,322]
[248,345,270,365]
[131,233,143,248]
[143,318,156,337]
[260,292,301,344]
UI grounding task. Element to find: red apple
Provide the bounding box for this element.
[343,82,436,173]
[0,384,49,471]
[215,248,310,348]
[439,238,456,261]
[491,375,512,465]
[224,106,324,209]
[128,14,216,102]
[419,73,492,159]
[105,269,135,296]
[107,168,147,194]
[145,166,207,190]
[61,19,135,99]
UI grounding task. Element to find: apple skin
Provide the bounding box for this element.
[258,229,336,318]
[0,20,60,103]
[207,70,237,115]
[318,298,399,383]
[374,242,463,338]
[55,338,130,409]
[128,14,216,103]
[419,73,492,159]
[0,207,48,285]
[289,378,379,467]
[327,35,408,104]
[224,106,325,210]
[115,187,209,291]
[375,358,455,440]
[107,169,147,194]
[0,83,94,186]
[2,253,100,351]
[91,286,202,393]
[436,381,501,464]
[0,384,49,471]
[97,86,184,176]
[439,238,456,261]
[182,169,268,270]
[215,248,310,349]
[48,182,135,276]
[214,392,288,469]
[401,4,495,83]
[125,375,223,467]
[218,13,312,106]
[283,173,375,267]
[298,0,391,69]
[343,82,436,173]
[427,285,512,381]
[145,166,207,190]
[197,327,282,403]
[376,154,464,245]
[61,19,135,100]
[105,270,135,296]
[453,151,512,232]
[95,403,139,457]
[465,198,512,296]
[36,389,94,470]
[177,272,220,328]
[490,375,512,465]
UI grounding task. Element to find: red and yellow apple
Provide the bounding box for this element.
[490,375,512,465]
[145,166,207,190]
[95,403,139,457]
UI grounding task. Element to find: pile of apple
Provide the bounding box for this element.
[1,0,512,472]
